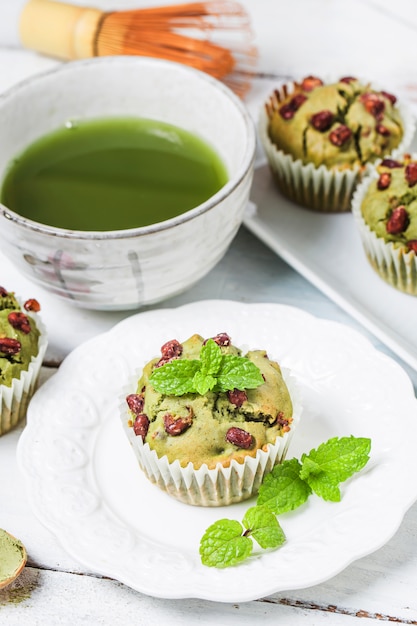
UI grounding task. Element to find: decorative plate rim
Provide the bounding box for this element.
[17,300,417,602]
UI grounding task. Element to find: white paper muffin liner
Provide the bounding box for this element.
[352,162,417,295]
[120,367,302,507]
[259,79,415,213]
[0,308,47,436]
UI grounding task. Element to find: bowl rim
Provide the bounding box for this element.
[0,56,256,240]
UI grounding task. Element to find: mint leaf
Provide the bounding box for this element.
[148,339,264,396]
[199,519,252,568]
[192,371,217,395]
[216,356,265,392]
[149,359,200,395]
[199,434,372,569]
[257,459,311,514]
[300,436,371,501]
[199,339,222,376]
[243,506,285,549]
[302,468,342,502]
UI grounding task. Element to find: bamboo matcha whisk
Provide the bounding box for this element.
[17,0,257,96]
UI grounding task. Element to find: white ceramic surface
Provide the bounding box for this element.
[17,300,417,602]
[0,57,255,310]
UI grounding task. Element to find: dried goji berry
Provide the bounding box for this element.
[386,206,409,234]
[301,76,323,91]
[381,90,397,105]
[156,339,183,367]
[376,124,390,136]
[126,393,145,415]
[405,163,417,187]
[380,159,402,169]
[164,410,193,436]
[227,389,248,408]
[360,93,385,117]
[0,337,21,355]
[210,333,231,347]
[7,312,31,334]
[24,298,41,312]
[329,125,352,147]
[279,94,307,120]
[225,427,254,449]
[377,172,391,190]
[311,110,334,132]
[133,414,150,441]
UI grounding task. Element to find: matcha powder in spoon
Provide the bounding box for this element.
[0,529,27,589]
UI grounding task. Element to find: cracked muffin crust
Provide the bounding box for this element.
[267,76,403,170]
[259,75,413,212]
[121,333,301,506]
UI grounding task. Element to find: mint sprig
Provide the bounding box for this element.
[200,435,371,568]
[200,507,285,568]
[149,339,264,396]
[299,436,371,502]
[257,458,311,515]
[243,506,285,550]
[199,519,252,568]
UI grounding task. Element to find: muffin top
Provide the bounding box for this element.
[0,287,41,387]
[266,76,403,170]
[360,154,417,251]
[126,333,293,469]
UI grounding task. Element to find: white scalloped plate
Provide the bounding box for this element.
[17,300,417,602]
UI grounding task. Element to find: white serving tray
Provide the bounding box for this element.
[245,163,417,373]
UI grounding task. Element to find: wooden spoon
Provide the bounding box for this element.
[0,528,27,589]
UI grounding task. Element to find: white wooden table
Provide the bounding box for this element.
[2,1,417,623]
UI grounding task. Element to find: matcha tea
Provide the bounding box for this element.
[0,117,228,231]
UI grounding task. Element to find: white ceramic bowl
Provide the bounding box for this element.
[0,57,255,310]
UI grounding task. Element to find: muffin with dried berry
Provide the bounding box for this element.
[259,75,414,212]
[352,154,417,294]
[121,332,301,506]
[0,286,47,435]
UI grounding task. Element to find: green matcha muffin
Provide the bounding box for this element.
[121,332,301,506]
[352,154,417,294]
[259,75,414,212]
[0,287,47,435]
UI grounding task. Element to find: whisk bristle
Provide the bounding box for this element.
[95,1,257,97]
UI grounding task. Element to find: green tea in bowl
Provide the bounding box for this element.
[0,56,255,310]
[1,117,228,231]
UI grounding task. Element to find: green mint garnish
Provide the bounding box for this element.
[148,359,200,396]
[149,339,264,396]
[243,506,286,550]
[299,436,371,502]
[200,435,372,568]
[199,507,285,568]
[257,458,311,514]
[199,519,253,568]
[215,355,264,393]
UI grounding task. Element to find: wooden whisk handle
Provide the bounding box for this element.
[19,0,102,60]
